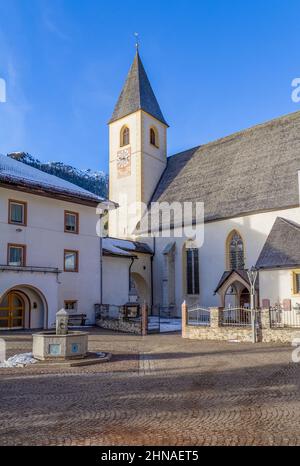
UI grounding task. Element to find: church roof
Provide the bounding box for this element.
[150,111,300,225]
[256,217,300,269]
[109,52,168,126]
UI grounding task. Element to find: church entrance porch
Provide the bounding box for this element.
[214,269,258,309]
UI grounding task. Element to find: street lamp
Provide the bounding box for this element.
[247,266,258,343]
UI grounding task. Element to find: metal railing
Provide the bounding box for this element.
[270,305,300,328]
[95,304,141,321]
[95,304,124,320]
[0,265,61,273]
[187,307,210,326]
[221,307,252,327]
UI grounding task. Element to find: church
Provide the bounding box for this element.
[106,50,300,317]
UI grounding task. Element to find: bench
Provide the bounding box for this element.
[68,314,88,327]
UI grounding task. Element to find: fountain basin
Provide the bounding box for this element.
[33,331,88,360]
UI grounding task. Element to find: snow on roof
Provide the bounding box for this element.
[0,154,105,203]
[102,237,153,257]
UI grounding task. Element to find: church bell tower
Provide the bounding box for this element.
[108,50,168,238]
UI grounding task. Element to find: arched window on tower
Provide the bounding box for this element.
[227,230,245,270]
[150,127,159,147]
[120,126,130,147]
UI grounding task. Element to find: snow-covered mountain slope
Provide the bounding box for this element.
[7,152,108,198]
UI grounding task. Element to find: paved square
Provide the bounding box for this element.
[1,329,300,446]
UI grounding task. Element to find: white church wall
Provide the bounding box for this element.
[141,111,167,205]
[102,256,130,306]
[151,206,300,313]
[109,112,141,238]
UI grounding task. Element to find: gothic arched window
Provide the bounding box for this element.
[120,126,130,147]
[227,230,245,270]
[150,127,159,147]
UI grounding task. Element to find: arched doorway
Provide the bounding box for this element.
[0,291,25,329]
[131,272,150,304]
[0,285,48,330]
[224,285,238,308]
[240,287,250,308]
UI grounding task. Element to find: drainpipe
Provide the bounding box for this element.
[129,257,135,293]
[99,214,103,305]
[150,236,156,309]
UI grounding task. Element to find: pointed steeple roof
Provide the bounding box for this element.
[109,52,168,126]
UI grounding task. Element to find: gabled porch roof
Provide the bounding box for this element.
[214,269,252,295]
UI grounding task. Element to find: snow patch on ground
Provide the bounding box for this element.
[0,353,38,368]
[96,352,107,358]
[148,317,182,333]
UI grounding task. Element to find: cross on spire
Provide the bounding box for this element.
[134,32,139,52]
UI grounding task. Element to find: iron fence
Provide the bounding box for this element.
[148,305,181,333]
[187,307,210,326]
[95,304,124,320]
[221,307,252,327]
[270,305,300,328]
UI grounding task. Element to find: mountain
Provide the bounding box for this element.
[7,152,108,198]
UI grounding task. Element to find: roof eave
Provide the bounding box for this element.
[0,179,110,208]
[108,108,169,128]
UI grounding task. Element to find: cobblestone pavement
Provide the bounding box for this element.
[1,328,300,446]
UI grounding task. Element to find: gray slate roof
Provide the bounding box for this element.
[151,111,300,223]
[214,269,252,294]
[256,217,300,269]
[109,52,168,126]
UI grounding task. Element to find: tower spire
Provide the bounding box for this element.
[109,49,168,126]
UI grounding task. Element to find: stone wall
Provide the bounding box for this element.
[260,309,300,343]
[182,304,300,344]
[185,324,254,342]
[96,317,142,335]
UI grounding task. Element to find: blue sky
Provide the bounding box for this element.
[0,0,300,172]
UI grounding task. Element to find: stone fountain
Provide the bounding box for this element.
[32,309,88,361]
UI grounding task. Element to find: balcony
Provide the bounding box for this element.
[0,265,61,274]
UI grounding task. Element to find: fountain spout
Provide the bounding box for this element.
[56,309,69,336]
